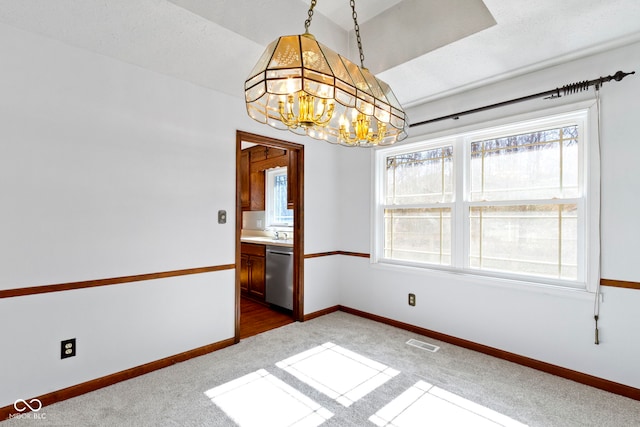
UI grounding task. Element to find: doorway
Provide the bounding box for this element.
[235,131,304,342]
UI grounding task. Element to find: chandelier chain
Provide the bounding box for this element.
[304,0,317,32]
[350,0,365,67]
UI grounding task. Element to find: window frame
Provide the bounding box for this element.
[372,102,600,292]
[382,144,456,266]
[265,166,294,228]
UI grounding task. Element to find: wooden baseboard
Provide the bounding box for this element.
[303,305,340,321]
[0,337,235,421]
[339,305,640,401]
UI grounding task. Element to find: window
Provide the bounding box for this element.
[266,167,293,227]
[374,107,599,290]
[384,146,454,265]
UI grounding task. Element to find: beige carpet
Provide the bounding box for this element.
[3,311,639,426]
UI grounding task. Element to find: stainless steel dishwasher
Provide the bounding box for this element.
[265,245,293,310]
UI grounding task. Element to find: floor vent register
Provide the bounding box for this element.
[406,339,440,353]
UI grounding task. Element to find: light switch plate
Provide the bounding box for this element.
[218,210,227,224]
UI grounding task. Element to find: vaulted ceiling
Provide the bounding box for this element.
[1,0,639,108]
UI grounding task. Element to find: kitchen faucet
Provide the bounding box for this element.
[274,231,288,240]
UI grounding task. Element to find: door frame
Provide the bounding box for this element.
[235,131,305,343]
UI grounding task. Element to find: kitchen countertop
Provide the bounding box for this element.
[240,236,293,248]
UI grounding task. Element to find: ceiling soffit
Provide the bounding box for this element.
[359,0,496,73]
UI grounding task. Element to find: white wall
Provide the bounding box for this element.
[0,21,340,407]
[0,23,239,286]
[0,22,238,407]
[336,40,640,389]
[2,16,637,409]
[0,271,235,406]
[301,139,341,255]
[300,137,343,314]
[303,257,341,314]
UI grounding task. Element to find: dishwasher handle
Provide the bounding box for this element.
[267,250,293,256]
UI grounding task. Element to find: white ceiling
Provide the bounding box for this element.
[297,0,403,31]
[1,0,639,109]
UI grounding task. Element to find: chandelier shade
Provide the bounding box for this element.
[245,33,408,146]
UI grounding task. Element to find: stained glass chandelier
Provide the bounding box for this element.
[244,0,408,147]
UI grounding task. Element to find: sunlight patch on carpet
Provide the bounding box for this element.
[369,380,528,427]
[276,342,400,407]
[204,369,333,427]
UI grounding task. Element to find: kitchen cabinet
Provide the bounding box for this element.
[240,243,266,301]
[249,170,265,211]
[240,147,266,211]
[251,149,288,172]
[241,145,288,211]
[248,145,267,162]
[250,146,286,162]
[267,147,287,159]
[240,150,250,209]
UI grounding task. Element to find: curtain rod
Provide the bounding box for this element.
[409,70,636,128]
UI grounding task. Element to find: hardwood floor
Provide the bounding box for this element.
[240,297,294,339]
